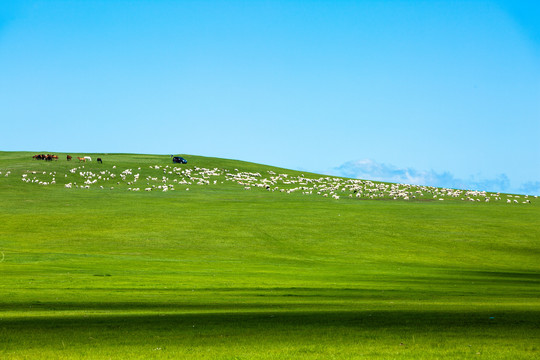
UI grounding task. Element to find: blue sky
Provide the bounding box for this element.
[1,1,539,194]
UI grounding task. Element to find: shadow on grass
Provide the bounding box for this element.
[2,307,539,332]
[457,270,540,281]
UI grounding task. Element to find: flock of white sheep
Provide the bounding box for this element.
[6,164,536,204]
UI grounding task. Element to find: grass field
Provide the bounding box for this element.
[0,151,539,359]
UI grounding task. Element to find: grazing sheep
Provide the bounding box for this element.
[16,159,536,206]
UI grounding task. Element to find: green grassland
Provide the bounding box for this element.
[0,151,539,359]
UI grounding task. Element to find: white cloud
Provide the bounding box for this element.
[330,159,539,195]
[519,181,540,196]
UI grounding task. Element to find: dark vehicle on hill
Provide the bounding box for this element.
[172,156,187,164]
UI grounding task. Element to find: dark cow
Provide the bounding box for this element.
[67,155,72,161]
[97,158,102,164]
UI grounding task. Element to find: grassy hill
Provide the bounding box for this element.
[0,151,539,359]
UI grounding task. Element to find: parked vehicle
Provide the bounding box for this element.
[172,156,187,164]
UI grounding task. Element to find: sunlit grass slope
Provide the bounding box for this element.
[0,151,539,359]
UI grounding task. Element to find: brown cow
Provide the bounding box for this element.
[67,155,72,161]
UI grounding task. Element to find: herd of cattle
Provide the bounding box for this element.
[33,154,102,163]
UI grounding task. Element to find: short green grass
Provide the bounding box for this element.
[0,151,539,359]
